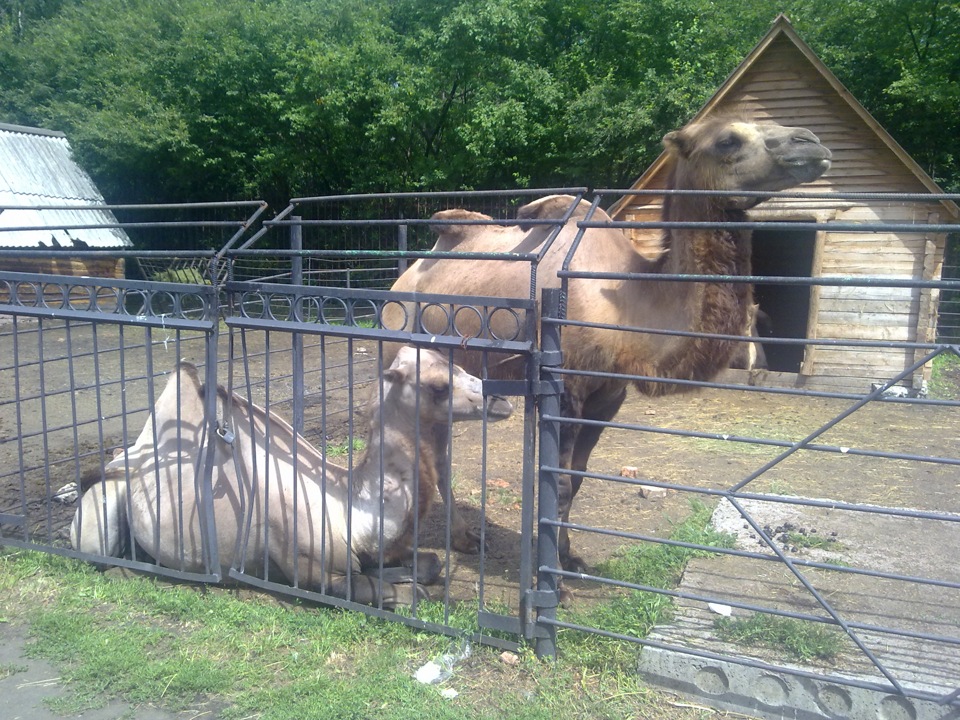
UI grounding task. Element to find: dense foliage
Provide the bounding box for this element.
[1,0,957,206]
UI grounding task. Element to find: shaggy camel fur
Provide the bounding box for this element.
[71,347,513,608]
[382,117,831,574]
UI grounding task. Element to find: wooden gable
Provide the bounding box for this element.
[610,15,957,394]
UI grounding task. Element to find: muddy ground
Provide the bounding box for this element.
[2,320,958,617]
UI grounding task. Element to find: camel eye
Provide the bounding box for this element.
[716,134,742,153]
[428,382,450,401]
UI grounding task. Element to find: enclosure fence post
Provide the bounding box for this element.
[200,289,222,578]
[291,217,304,435]
[397,220,408,276]
[535,287,564,659]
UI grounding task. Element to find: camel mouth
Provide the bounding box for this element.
[784,157,831,183]
[485,395,514,420]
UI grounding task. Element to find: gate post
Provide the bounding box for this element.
[534,288,564,658]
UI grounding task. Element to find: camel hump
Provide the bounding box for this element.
[176,361,204,396]
[516,194,612,223]
[429,208,494,250]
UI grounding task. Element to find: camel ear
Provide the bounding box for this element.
[384,365,408,385]
[662,130,690,158]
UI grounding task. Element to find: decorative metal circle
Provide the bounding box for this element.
[41,283,66,309]
[123,289,148,317]
[418,302,453,335]
[68,284,94,311]
[452,305,484,340]
[95,286,121,314]
[14,281,41,307]
[295,296,321,323]
[320,296,349,325]
[351,298,379,327]
[267,293,292,322]
[488,307,523,341]
[378,299,410,332]
[240,291,266,319]
[149,291,176,317]
[180,292,207,321]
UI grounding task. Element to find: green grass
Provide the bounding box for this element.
[714,613,845,662]
[0,548,716,720]
[560,501,736,668]
[325,437,367,457]
[928,352,960,400]
[782,531,844,552]
[0,662,28,680]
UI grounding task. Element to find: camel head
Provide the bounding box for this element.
[663,117,832,209]
[383,346,514,424]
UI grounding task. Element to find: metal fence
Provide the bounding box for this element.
[1,191,959,718]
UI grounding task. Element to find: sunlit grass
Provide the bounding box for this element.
[715,613,844,662]
[0,547,717,720]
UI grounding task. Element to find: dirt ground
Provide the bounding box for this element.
[2,320,958,615]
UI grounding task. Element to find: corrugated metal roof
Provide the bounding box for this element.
[0,122,132,248]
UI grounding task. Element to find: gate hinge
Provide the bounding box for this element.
[525,588,560,610]
[521,588,561,639]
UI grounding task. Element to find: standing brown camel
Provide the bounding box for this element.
[381,117,831,573]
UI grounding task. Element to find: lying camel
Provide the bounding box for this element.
[382,116,831,574]
[71,347,513,608]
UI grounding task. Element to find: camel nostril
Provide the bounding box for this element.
[764,137,784,150]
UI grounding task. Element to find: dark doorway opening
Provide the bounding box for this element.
[751,226,817,373]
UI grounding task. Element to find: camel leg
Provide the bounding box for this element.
[432,425,481,554]
[557,386,628,574]
[326,572,430,610]
[367,552,442,586]
[70,478,129,560]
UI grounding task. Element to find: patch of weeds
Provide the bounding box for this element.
[765,522,844,553]
[562,501,736,669]
[782,531,844,552]
[492,487,522,508]
[928,352,960,400]
[761,480,796,496]
[0,661,28,680]
[325,437,367,457]
[715,613,844,662]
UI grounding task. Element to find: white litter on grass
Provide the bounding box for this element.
[414,640,472,685]
[708,602,733,616]
[440,688,459,699]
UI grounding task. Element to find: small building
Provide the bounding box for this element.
[0,122,131,279]
[611,15,959,394]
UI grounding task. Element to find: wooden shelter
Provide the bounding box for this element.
[611,15,958,394]
[0,122,131,279]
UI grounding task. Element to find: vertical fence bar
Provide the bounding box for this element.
[200,289,222,577]
[397,220,408,276]
[291,217,305,435]
[535,288,564,659]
